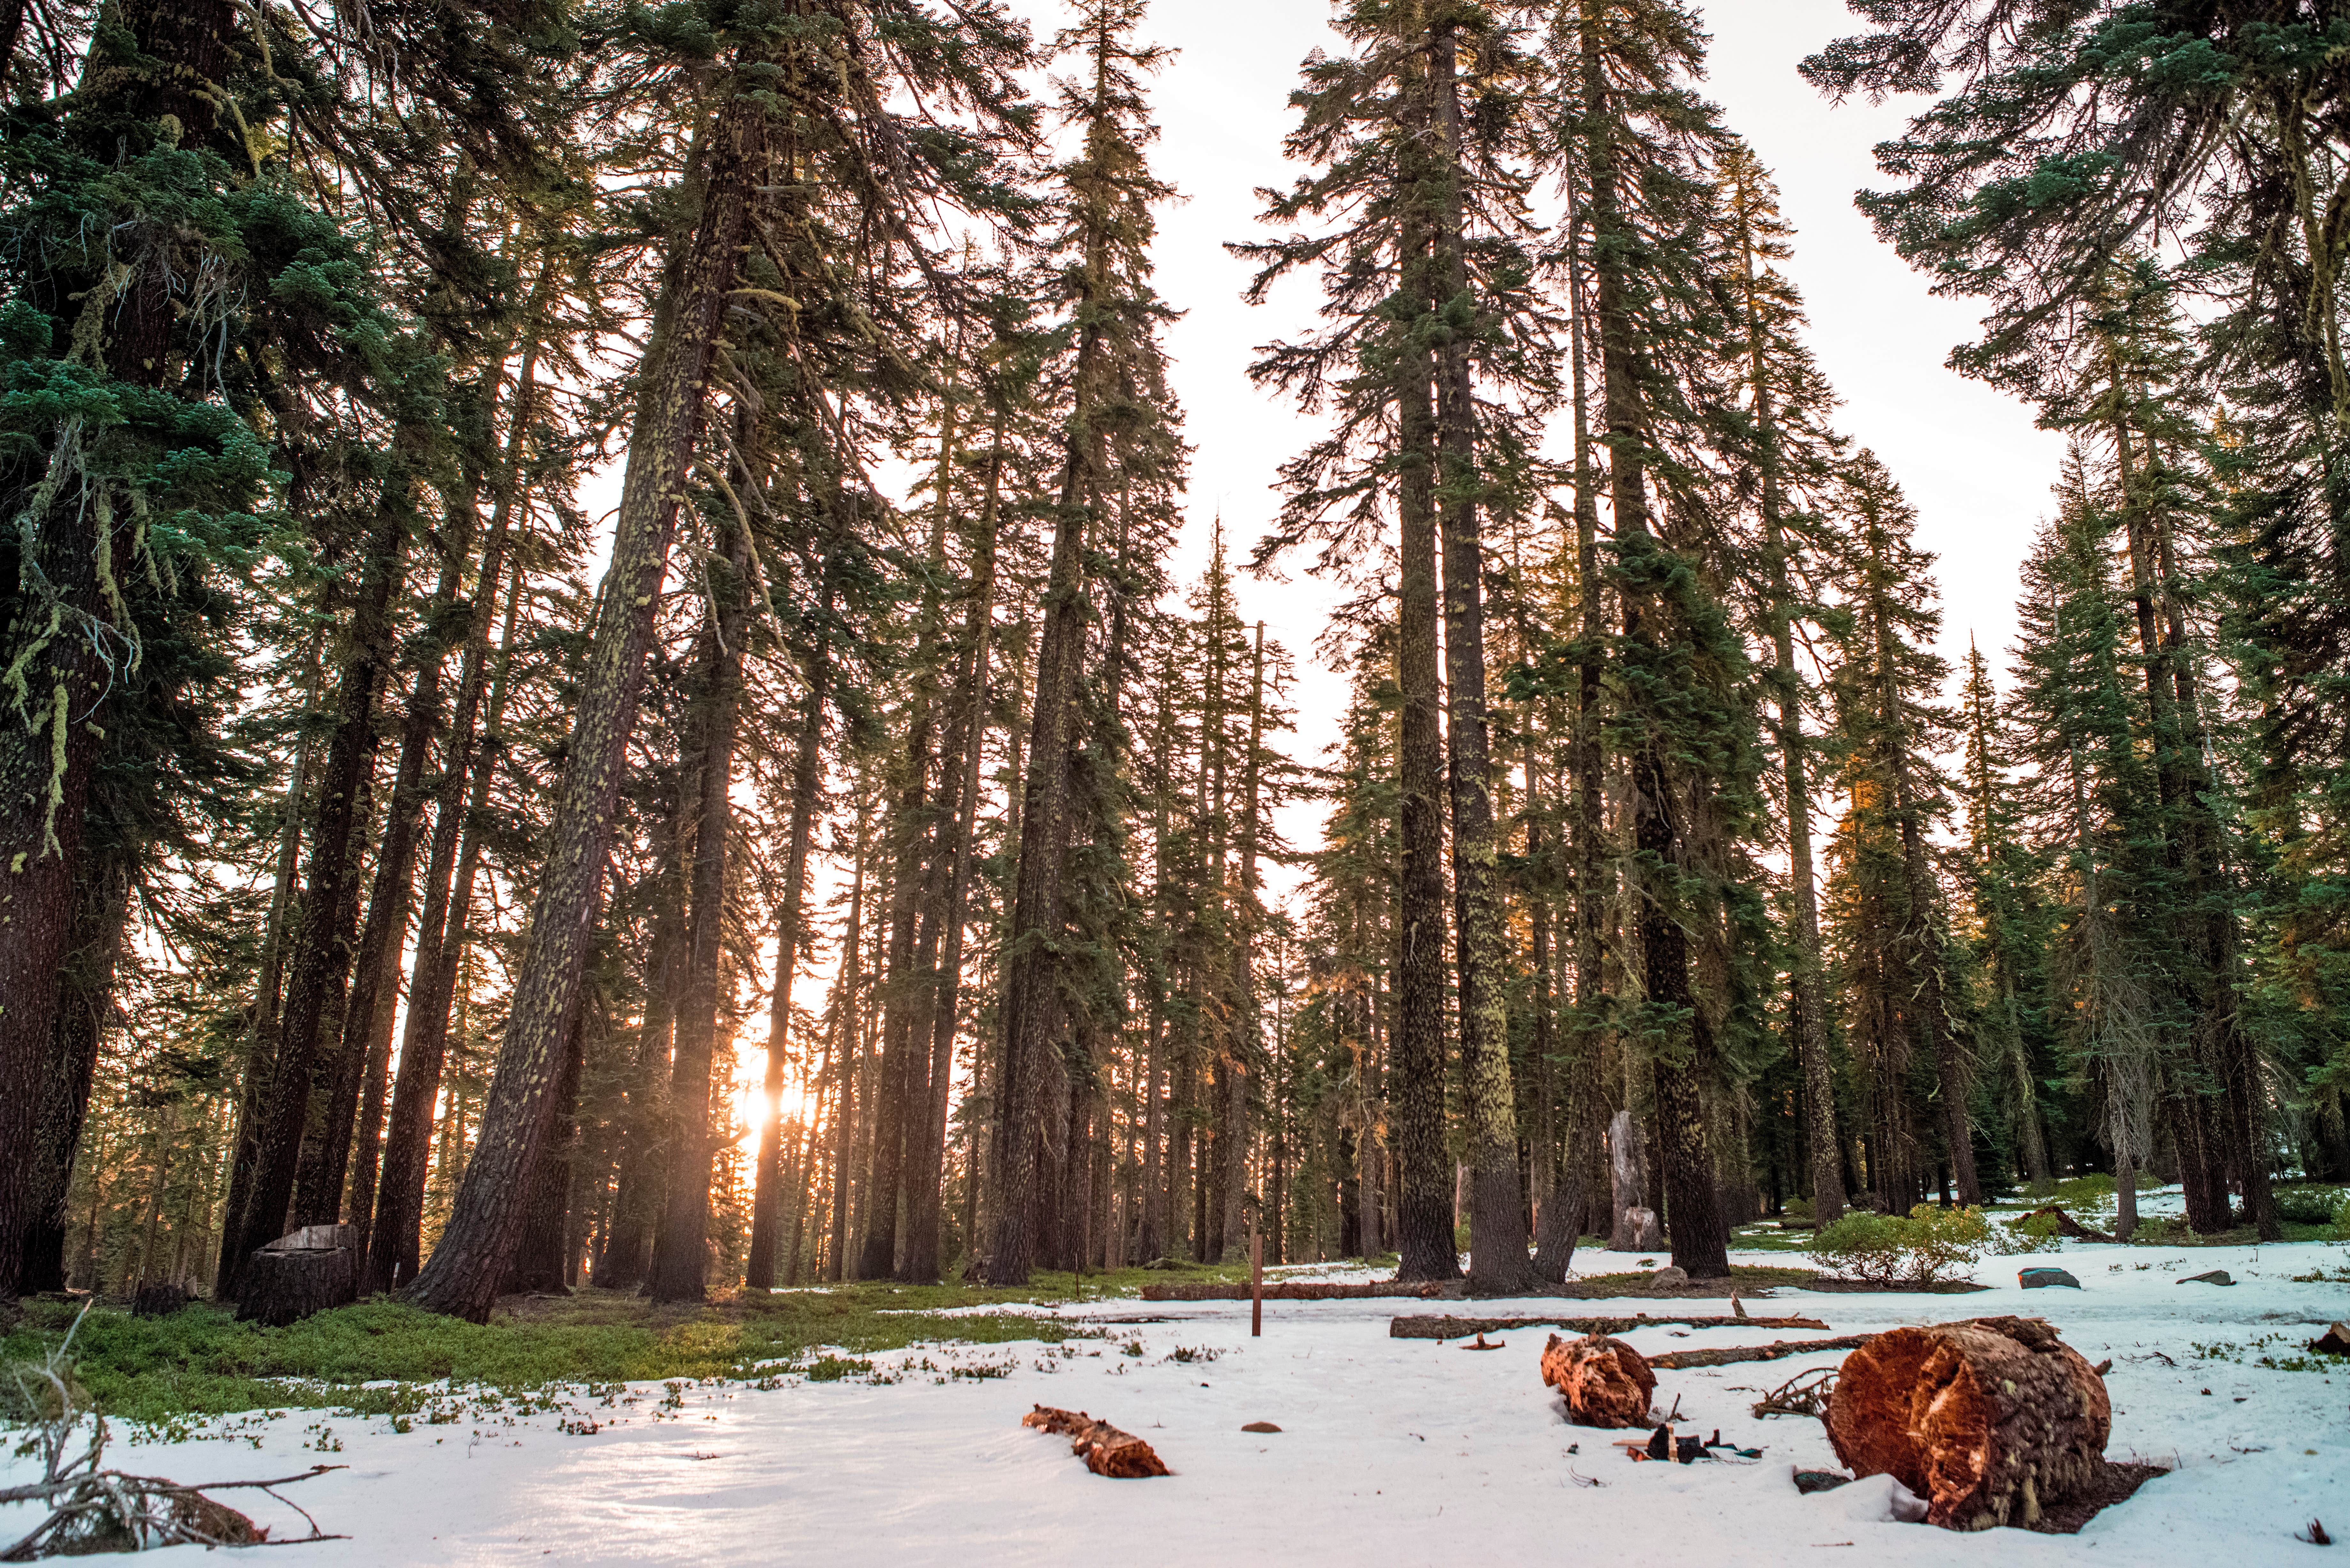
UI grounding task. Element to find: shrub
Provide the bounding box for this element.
[2270,1186,2348,1227]
[1808,1204,1991,1287]
[1993,1210,2063,1254]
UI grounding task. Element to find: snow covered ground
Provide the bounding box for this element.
[8,1238,2345,1565]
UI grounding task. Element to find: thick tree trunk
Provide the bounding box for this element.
[404,95,763,1321]
[18,863,130,1292]
[983,344,1103,1285]
[647,514,755,1304]
[1430,17,1533,1295]
[0,0,238,1298]
[1392,193,1460,1284]
[504,1003,586,1295]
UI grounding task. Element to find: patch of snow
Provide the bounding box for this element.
[7,1239,2344,1564]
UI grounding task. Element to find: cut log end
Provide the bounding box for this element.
[1825,1316,2111,1532]
[1023,1406,1170,1478]
[1539,1333,1656,1429]
[234,1225,363,1326]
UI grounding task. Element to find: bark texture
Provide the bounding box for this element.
[403,93,762,1321]
[1540,1333,1656,1428]
[1826,1317,2112,1532]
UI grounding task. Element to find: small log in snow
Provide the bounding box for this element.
[1022,1407,1171,1478]
[1825,1316,2111,1531]
[1141,1280,1450,1302]
[1391,1311,1828,1340]
[1539,1334,1656,1428]
[1645,1335,1870,1369]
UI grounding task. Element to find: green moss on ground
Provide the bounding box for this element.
[0,1267,1237,1428]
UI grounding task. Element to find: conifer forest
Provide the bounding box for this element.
[8,0,2350,1330]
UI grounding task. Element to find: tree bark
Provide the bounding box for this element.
[901,439,1004,1282]
[18,862,129,1292]
[647,510,755,1304]
[0,0,238,1298]
[1430,17,1532,1294]
[1584,8,1726,1278]
[404,93,763,1321]
[1391,167,1460,1285]
[982,353,1104,1284]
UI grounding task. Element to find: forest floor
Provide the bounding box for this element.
[3,1227,2345,1562]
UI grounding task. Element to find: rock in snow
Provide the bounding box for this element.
[2021,1266,2082,1289]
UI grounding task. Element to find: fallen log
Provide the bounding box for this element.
[1142,1280,1450,1302]
[1825,1316,2110,1532]
[1392,1311,1828,1340]
[1540,1334,1656,1428]
[1646,1335,1870,1369]
[2017,1206,2117,1243]
[1021,1406,1171,1478]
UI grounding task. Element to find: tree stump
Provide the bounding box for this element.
[1540,1333,1656,1428]
[1825,1316,2110,1531]
[235,1224,361,1326]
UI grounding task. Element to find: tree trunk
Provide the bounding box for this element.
[901,440,1004,1282]
[1585,12,1726,1278]
[1538,202,1607,1280]
[225,501,407,1296]
[745,650,827,1288]
[365,549,527,1293]
[403,93,763,1321]
[647,510,755,1304]
[1429,16,1533,1295]
[1391,183,1460,1285]
[0,0,239,1299]
[983,341,1104,1284]
[504,1001,586,1295]
[18,863,130,1292]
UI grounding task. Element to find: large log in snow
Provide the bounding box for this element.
[1825,1316,2111,1532]
[1022,1407,1170,1478]
[1539,1334,1656,1428]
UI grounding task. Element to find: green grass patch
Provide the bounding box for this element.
[0,1270,1193,1430]
[1726,1224,1816,1254]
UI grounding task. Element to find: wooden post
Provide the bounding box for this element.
[1250,1221,1263,1337]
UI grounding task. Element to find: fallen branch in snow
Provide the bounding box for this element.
[1646,1336,1869,1370]
[1751,1366,1838,1419]
[1390,1312,1828,1340]
[1141,1281,1451,1302]
[2,1304,344,1559]
[1021,1407,1171,1478]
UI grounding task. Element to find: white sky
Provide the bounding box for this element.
[1085,0,2068,905]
